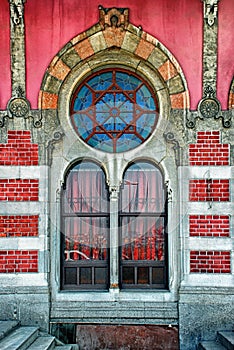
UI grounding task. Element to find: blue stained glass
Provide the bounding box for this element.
[116,72,140,90]
[73,86,92,111]
[71,69,158,153]
[88,72,113,90]
[136,86,155,110]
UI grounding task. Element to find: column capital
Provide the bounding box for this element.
[202,0,219,26]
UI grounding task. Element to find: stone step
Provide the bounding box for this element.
[0,326,38,350]
[218,331,234,350]
[55,345,79,350]
[27,335,56,350]
[0,320,19,340]
[198,340,227,350]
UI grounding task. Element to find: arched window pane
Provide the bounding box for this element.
[119,162,167,289]
[61,161,109,290]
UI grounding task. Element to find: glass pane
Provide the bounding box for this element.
[121,217,165,261]
[64,217,108,261]
[152,267,164,284]
[137,267,149,284]
[122,267,134,284]
[121,162,164,213]
[95,267,107,284]
[64,267,77,285]
[80,267,92,284]
[63,162,109,214]
[70,69,158,153]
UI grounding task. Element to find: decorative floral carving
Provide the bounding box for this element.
[198,85,220,119]
[8,98,29,118]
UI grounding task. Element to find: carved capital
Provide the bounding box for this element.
[202,0,219,26]
[109,185,120,201]
[9,0,26,25]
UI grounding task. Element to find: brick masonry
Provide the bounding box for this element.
[189,215,230,237]
[189,131,229,166]
[0,215,39,237]
[0,250,38,273]
[189,179,229,202]
[190,251,231,273]
[0,179,39,201]
[0,130,38,166]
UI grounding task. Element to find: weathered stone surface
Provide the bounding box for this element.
[76,324,179,350]
[168,75,185,95]
[148,47,168,69]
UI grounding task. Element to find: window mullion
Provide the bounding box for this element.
[109,186,120,290]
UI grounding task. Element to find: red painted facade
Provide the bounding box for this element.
[0,0,233,110]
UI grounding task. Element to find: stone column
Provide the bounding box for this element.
[109,186,120,291]
[202,0,219,95]
[8,0,27,97]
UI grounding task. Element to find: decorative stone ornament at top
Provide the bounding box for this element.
[202,0,219,26]
[99,5,129,30]
[9,0,26,25]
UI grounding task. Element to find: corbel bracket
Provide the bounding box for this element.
[0,86,42,128]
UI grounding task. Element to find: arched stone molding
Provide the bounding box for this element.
[38,7,190,112]
[228,78,234,109]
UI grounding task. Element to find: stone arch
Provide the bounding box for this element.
[38,7,190,111]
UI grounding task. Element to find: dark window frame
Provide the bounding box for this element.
[119,161,168,290]
[61,161,110,291]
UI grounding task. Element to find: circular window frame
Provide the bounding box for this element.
[70,68,159,154]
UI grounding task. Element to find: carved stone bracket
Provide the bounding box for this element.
[163,132,181,166]
[99,5,129,30]
[187,86,231,128]
[46,130,64,166]
[202,0,219,27]
[0,86,42,128]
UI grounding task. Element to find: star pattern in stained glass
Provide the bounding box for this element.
[71,69,159,153]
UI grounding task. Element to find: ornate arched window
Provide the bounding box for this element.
[70,69,159,153]
[119,161,167,289]
[61,161,109,290]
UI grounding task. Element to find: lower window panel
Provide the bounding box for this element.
[63,263,108,290]
[121,263,167,289]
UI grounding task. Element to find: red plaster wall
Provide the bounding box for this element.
[0,0,11,108]
[0,0,233,110]
[217,0,234,108]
